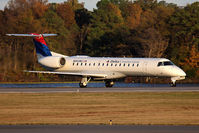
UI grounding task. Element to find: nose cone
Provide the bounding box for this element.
[176,67,186,77]
[180,69,186,77]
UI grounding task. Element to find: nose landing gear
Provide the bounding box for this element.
[170,77,177,87]
[170,76,186,87]
[170,82,176,87]
[170,76,183,87]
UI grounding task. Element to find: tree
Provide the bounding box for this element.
[134,0,158,10]
[0,11,4,34]
[41,9,77,55]
[5,0,48,18]
[95,1,123,25]
[153,4,175,37]
[125,3,142,29]
[56,3,76,29]
[75,8,92,54]
[168,2,199,65]
[28,0,48,18]
[130,28,168,57]
[105,0,134,18]
[180,45,199,78]
[67,0,84,10]
[84,0,124,56]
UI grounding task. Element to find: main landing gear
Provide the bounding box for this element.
[79,77,91,88]
[105,80,114,88]
[79,77,115,88]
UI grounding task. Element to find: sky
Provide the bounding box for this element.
[0,0,199,10]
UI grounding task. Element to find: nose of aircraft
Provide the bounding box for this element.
[180,69,186,77]
[177,67,186,77]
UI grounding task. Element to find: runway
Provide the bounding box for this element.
[0,125,199,133]
[0,86,199,93]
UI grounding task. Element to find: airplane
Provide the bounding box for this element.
[6,33,186,87]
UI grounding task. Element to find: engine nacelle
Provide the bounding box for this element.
[38,56,66,69]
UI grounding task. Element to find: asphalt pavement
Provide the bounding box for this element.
[0,86,198,93]
[0,125,199,133]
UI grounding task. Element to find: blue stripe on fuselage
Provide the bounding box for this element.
[33,39,52,57]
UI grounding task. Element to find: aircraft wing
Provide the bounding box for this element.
[24,70,107,78]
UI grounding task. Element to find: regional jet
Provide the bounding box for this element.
[7,33,186,87]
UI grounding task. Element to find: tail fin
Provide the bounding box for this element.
[7,33,57,59]
[32,33,52,58]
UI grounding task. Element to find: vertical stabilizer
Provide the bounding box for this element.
[32,33,52,59]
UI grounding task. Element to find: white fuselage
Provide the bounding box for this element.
[52,56,186,80]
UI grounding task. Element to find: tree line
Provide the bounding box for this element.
[0,0,199,82]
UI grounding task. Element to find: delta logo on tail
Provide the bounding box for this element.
[31,33,52,57]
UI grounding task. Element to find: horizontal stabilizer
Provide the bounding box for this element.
[24,70,107,78]
[6,34,57,37]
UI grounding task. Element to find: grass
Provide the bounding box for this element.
[0,92,199,125]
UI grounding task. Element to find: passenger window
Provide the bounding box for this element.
[81,63,83,66]
[85,63,87,66]
[77,63,79,66]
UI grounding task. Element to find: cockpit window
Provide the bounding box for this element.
[157,62,163,66]
[163,61,174,66]
[158,61,174,67]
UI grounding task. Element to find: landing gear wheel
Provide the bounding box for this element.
[79,83,87,88]
[105,81,114,88]
[79,77,91,88]
[170,82,176,87]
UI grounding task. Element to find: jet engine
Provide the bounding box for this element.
[38,56,66,69]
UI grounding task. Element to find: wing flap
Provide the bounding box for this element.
[24,70,107,78]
